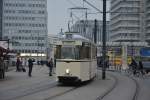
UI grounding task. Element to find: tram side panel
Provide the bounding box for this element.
[91,60,97,78]
[80,61,91,81]
[80,60,97,81]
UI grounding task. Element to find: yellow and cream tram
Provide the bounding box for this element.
[55,32,97,83]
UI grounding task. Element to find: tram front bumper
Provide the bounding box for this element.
[58,76,81,83]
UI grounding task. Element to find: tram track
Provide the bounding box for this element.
[121,71,140,100]
[1,70,140,100]
[129,77,140,100]
[95,71,140,100]
[2,81,57,100]
[7,82,84,100]
[95,74,118,100]
[44,86,79,100]
[43,72,139,100]
[43,79,95,100]
[0,78,55,93]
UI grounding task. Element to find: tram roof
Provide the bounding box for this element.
[60,32,91,42]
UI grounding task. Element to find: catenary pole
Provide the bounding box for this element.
[94,19,97,44]
[102,0,106,80]
[83,0,106,79]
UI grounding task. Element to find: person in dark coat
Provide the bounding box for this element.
[130,58,137,75]
[16,57,20,72]
[28,58,33,77]
[139,60,144,75]
[47,58,53,76]
[0,57,5,79]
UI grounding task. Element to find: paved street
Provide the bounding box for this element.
[135,76,150,100]
[0,66,150,100]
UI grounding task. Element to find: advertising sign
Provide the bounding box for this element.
[140,47,150,56]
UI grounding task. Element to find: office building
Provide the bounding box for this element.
[0,0,3,39]
[145,0,150,44]
[110,0,143,42]
[3,0,48,56]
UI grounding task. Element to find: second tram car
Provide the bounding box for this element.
[55,32,97,83]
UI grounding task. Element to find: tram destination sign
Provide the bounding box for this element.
[62,41,82,46]
[62,41,75,45]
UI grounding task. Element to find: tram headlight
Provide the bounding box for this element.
[65,69,70,74]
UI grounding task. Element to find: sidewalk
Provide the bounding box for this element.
[1,65,53,81]
[7,66,15,72]
[0,65,55,87]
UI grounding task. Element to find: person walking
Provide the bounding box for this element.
[47,58,53,76]
[16,57,20,72]
[139,60,144,75]
[130,58,137,75]
[21,58,26,72]
[28,58,33,77]
[0,57,5,79]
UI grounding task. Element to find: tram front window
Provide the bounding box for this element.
[56,45,90,60]
[61,46,75,59]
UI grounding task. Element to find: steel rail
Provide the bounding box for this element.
[44,86,79,100]
[44,80,94,100]
[130,77,139,100]
[7,82,57,100]
[0,78,55,93]
[95,74,118,100]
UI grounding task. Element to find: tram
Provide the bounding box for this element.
[55,32,97,83]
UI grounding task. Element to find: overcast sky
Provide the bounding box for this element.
[47,0,110,35]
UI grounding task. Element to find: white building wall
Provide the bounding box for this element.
[3,0,47,54]
[145,0,150,43]
[110,0,142,42]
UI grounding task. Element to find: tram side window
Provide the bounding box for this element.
[79,46,91,59]
[86,47,91,58]
[92,46,96,59]
[75,46,80,60]
[56,45,61,59]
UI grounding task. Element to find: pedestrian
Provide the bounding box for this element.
[130,58,137,75]
[0,57,5,79]
[16,57,20,72]
[21,58,26,72]
[47,58,53,76]
[28,58,33,77]
[139,60,144,75]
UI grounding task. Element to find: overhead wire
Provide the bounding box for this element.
[66,0,88,21]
